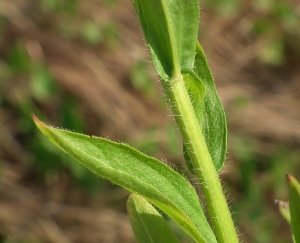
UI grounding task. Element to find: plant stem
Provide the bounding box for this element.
[163,73,239,243]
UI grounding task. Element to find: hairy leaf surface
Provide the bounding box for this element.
[32,115,217,243]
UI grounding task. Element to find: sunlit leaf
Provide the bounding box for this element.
[132,0,199,80]
[32,115,217,243]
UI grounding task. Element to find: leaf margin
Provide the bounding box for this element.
[32,114,217,243]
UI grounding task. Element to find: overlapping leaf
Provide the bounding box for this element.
[127,194,180,243]
[183,43,227,172]
[276,200,291,224]
[32,115,217,243]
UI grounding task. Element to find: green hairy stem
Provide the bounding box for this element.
[163,75,239,243]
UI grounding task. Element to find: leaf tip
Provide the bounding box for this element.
[286,174,297,185]
[31,113,43,126]
[31,113,50,135]
[31,112,38,121]
[275,199,289,210]
[286,174,300,196]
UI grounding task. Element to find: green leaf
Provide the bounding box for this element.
[132,0,199,80]
[286,174,300,243]
[132,0,226,173]
[275,200,291,224]
[183,42,227,172]
[32,115,217,243]
[127,194,180,243]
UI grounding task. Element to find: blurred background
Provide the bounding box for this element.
[0,0,300,242]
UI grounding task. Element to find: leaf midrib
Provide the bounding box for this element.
[47,128,209,239]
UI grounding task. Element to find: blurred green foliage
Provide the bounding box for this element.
[130,61,155,96]
[128,60,183,160]
[202,0,300,66]
[262,2,299,65]
[38,0,119,48]
[0,0,127,196]
[130,123,181,159]
[230,135,300,242]
[41,0,79,15]
[1,40,103,193]
[202,0,240,16]
[252,0,300,66]
[81,21,104,46]
[80,21,119,47]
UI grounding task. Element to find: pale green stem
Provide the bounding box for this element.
[162,73,239,243]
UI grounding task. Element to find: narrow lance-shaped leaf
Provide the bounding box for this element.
[132,0,199,80]
[32,115,217,243]
[183,42,227,172]
[286,174,300,243]
[127,194,180,243]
